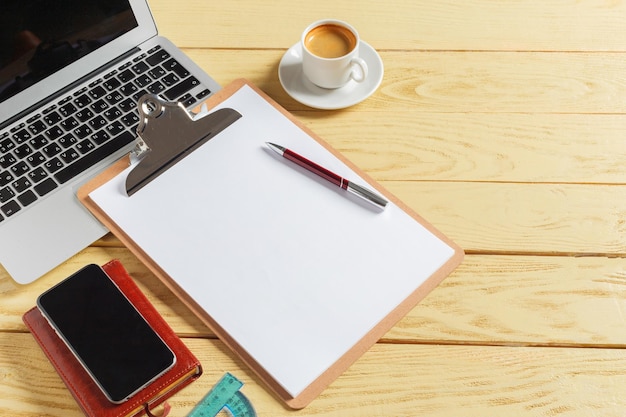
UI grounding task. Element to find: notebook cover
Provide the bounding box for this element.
[22,259,202,417]
[77,79,465,409]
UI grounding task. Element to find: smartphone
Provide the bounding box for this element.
[37,264,176,403]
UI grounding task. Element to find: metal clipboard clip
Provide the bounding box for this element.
[125,94,242,196]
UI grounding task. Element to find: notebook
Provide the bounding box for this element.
[78,79,464,408]
[0,0,221,284]
[23,259,203,417]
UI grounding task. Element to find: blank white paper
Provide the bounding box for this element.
[89,85,455,397]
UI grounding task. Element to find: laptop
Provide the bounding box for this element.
[0,0,221,284]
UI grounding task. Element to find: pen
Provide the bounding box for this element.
[266,142,388,210]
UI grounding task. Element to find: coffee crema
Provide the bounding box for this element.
[304,24,357,59]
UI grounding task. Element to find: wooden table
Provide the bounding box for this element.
[3,1,626,415]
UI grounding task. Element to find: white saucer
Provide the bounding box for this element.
[278,41,384,110]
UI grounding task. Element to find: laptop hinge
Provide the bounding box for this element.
[1,47,141,131]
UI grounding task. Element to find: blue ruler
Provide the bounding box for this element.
[187,373,257,417]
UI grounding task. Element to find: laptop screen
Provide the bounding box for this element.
[0,0,137,104]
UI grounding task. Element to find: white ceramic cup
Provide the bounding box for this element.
[301,19,368,89]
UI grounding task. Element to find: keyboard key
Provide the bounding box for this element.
[118,98,136,113]
[42,143,62,157]
[26,144,48,168]
[11,161,29,176]
[120,82,138,96]
[89,115,107,130]
[0,172,13,187]
[34,178,58,196]
[183,96,197,107]
[10,123,25,133]
[163,58,189,78]
[90,99,109,113]
[59,102,77,117]
[28,120,47,135]
[103,78,121,91]
[13,129,32,143]
[58,133,78,148]
[0,138,15,153]
[105,91,124,105]
[74,94,92,108]
[44,111,62,126]
[132,90,148,101]
[91,130,110,145]
[196,89,211,100]
[0,186,15,203]
[147,81,165,94]
[60,117,79,131]
[121,113,139,127]
[105,121,125,137]
[74,125,93,139]
[75,108,94,122]
[60,149,80,164]
[118,69,135,83]
[162,73,180,87]
[14,144,32,159]
[132,53,147,63]
[149,66,166,79]
[103,108,123,121]
[1,200,20,217]
[45,126,64,140]
[0,154,17,169]
[29,135,48,149]
[147,49,170,66]
[131,61,149,74]
[28,167,48,183]
[89,85,107,99]
[26,151,46,167]
[12,177,31,193]
[54,131,135,184]
[163,76,199,100]
[76,139,95,154]
[44,158,64,174]
[134,74,152,87]
[17,190,37,207]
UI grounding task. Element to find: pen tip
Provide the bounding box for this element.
[265,142,285,155]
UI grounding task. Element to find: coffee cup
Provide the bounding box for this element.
[301,19,368,89]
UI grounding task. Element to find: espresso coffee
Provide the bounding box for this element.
[304,24,357,59]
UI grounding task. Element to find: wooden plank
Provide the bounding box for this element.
[386,181,626,255]
[149,0,626,52]
[4,333,626,417]
[298,112,626,184]
[4,250,626,347]
[180,49,626,113]
[393,254,626,346]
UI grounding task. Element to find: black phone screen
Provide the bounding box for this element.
[37,264,176,403]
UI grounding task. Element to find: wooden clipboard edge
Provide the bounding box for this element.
[77,78,464,409]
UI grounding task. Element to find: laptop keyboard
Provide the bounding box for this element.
[0,45,212,223]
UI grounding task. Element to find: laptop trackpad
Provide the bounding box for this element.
[0,186,107,284]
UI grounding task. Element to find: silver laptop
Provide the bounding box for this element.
[0,0,221,284]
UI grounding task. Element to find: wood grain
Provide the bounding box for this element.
[179,49,626,114]
[148,0,626,52]
[3,0,626,415]
[4,334,626,417]
[4,249,626,348]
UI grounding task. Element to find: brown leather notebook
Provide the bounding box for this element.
[22,259,202,417]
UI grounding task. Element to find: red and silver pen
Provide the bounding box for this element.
[266,142,388,210]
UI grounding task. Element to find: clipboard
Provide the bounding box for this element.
[78,79,464,409]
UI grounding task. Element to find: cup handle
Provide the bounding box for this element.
[350,57,368,83]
